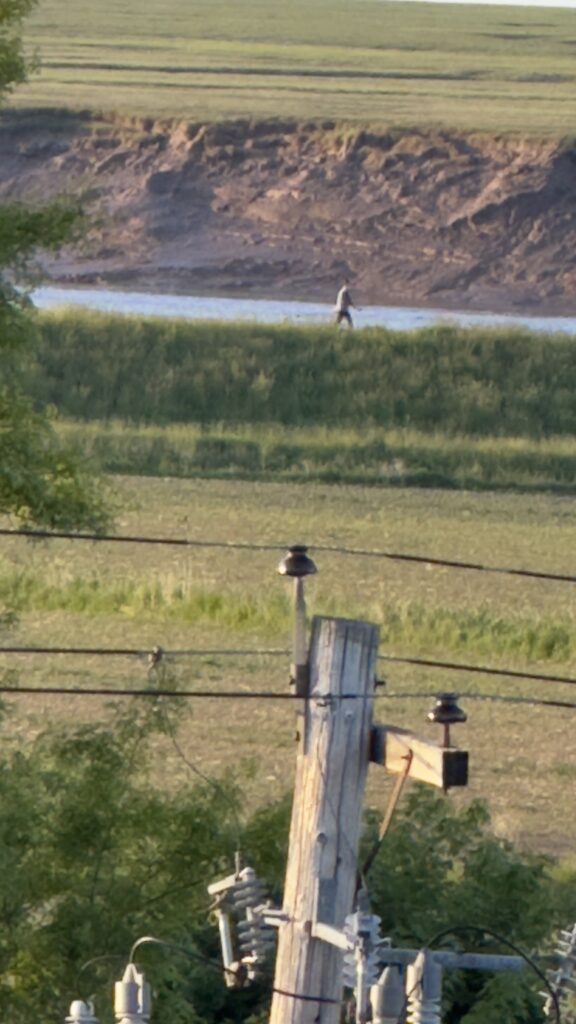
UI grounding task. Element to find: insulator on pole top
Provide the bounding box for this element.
[66,1001,99,1024]
[277,545,317,578]
[406,953,442,1024]
[114,963,151,1023]
[371,966,405,1024]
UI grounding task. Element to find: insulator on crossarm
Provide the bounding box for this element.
[237,907,277,977]
[229,867,267,913]
[371,966,405,1024]
[542,922,576,1019]
[406,954,442,1024]
[342,910,384,991]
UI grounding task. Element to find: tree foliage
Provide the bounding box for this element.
[0,0,109,530]
[0,694,567,1024]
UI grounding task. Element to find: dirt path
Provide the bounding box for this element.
[3,111,576,316]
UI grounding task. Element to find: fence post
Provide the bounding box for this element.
[269,615,379,1024]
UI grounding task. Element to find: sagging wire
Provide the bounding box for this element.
[3,644,576,691]
[1,525,574,584]
[147,648,244,852]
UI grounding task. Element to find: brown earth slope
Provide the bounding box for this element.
[2,112,576,315]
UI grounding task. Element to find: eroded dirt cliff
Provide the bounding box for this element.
[2,111,576,314]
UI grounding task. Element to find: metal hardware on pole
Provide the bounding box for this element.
[342,894,385,1024]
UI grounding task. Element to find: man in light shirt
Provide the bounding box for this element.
[335,280,356,327]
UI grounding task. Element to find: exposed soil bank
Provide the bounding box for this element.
[3,110,576,316]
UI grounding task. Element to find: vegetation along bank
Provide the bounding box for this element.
[31,310,576,493]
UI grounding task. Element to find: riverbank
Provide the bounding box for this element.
[4,111,576,318]
[20,308,576,494]
[31,285,576,335]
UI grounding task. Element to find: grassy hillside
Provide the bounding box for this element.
[29,309,576,492]
[33,311,576,436]
[33,309,573,434]
[17,0,576,134]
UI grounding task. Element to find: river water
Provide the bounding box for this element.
[31,284,576,335]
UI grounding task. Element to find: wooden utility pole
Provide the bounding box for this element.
[269,615,379,1024]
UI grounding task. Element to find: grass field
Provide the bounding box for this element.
[2,475,576,859]
[57,419,576,494]
[15,0,576,134]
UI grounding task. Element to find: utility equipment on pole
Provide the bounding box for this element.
[114,963,151,1023]
[66,1001,99,1024]
[543,922,576,1021]
[208,863,281,986]
[268,614,380,1024]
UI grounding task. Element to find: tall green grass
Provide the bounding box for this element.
[1,566,574,664]
[33,310,576,438]
[57,420,576,494]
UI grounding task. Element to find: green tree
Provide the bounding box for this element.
[0,700,567,1024]
[0,0,108,530]
[363,788,555,1022]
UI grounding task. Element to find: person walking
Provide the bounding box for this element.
[334,280,356,327]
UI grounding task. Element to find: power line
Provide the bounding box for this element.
[387,690,576,713]
[0,685,298,699]
[3,683,576,713]
[0,526,573,584]
[0,645,285,658]
[2,644,576,689]
[0,526,281,553]
[420,926,561,1024]
[317,542,576,584]
[380,653,576,688]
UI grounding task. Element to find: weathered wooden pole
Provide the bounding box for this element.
[269,615,379,1024]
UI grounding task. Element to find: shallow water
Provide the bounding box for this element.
[32,284,576,335]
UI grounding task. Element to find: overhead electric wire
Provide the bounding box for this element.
[3,644,576,689]
[420,926,561,1024]
[379,653,576,688]
[3,683,576,713]
[387,691,576,713]
[0,526,281,553]
[0,684,300,699]
[0,645,286,658]
[0,526,574,584]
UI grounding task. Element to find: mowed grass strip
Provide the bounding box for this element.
[1,476,576,854]
[17,0,576,133]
